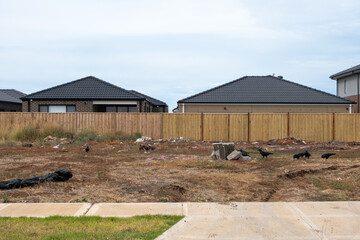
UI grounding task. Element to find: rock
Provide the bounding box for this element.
[135,136,152,143]
[211,150,220,160]
[44,136,71,145]
[239,155,251,161]
[227,150,242,160]
[211,143,235,160]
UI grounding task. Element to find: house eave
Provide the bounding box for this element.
[330,69,360,80]
[178,102,355,105]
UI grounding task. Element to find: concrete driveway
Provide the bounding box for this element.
[0,202,359,239]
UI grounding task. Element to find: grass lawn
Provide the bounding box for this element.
[0,215,183,240]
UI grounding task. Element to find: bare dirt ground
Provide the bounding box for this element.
[1,137,360,203]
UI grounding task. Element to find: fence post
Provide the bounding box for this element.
[332,112,335,141]
[160,113,164,140]
[227,114,230,142]
[247,112,250,142]
[287,112,290,137]
[113,113,116,134]
[200,112,204,141]
[75,112,78,133]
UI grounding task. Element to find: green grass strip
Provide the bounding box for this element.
[0,215,183,240]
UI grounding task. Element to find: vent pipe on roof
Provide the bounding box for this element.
[278,76,283,79]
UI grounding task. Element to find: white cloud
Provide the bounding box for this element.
[0,0,255,44]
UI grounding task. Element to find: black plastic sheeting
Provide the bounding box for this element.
[0,169,72,190]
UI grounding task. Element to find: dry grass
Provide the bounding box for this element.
[1,141,360,203]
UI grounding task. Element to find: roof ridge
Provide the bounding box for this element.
[0,89,26,96]
[271,76,353,103]
[22,76,144,100]
[0,90,22,103]
[22,76,95,99]
[178,76,248,103]
[178,75,354,104]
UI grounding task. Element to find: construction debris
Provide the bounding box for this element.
[0,169,73,190]
[43,136,71,145]
[267,137,306,145]
[226,150,242,160]
[135,136,152,143]
[211,143,235,160]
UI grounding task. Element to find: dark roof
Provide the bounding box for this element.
[129,90,167,107]
[0,89,26,104]
[330,64,360,80]
[22,76,144,101]
[178,76,354,104]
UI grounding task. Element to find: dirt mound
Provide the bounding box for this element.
[267,137,306,145]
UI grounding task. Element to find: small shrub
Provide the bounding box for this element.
[1,193,9,203]
[13,126,39,142]
[76,130,97,143]
[39,125,74,139]
[134,132,142,139]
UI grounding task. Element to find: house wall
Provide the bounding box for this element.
[343,95,359,113]
[152,106,168,112]
[337,75,359,97]
[23,100,93,112]
[23,100,153,112]
[0,101,22,112]
[178,104,349,113]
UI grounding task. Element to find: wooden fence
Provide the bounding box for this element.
[1,112,360,142]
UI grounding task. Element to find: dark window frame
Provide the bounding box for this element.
[39,105,76,113]
[102,105,138,113]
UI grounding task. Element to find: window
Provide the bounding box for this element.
[39,106,48,112]
[106,106,116,112]
[128,106,137,112]
[117,106,128,112]
[344,80,347,94]
[66,106,76,112]
[39,105,76,113]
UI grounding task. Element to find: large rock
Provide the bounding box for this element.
[226,150,252,160]
[226,150,242,160]
[211,143,235,160]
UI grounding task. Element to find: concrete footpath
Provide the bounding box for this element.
[0,202,359,239]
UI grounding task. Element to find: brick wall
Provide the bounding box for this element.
[22,100,93,112]
[152,106,168,112]
[344,95,359,113]
[22,99,168,113]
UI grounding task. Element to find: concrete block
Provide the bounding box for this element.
[212,143,235,160]
[226,150,242,160]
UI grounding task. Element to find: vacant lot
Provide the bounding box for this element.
[1,138,360,203]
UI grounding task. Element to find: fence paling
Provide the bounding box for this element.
[1,112,360,142]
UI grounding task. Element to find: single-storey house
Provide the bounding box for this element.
[129,90,168,112]
[330,64,360,113]
[0,89,26,112]
[21,76,168,113]
[177,75,354,113]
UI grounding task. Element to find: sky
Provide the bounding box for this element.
[1,0,360,111]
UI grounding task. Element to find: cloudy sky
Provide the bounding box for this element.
[1,0,360,111]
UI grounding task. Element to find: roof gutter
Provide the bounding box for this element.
[330,69,360,80]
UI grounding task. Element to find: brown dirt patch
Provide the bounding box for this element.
[1,140,360,203]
